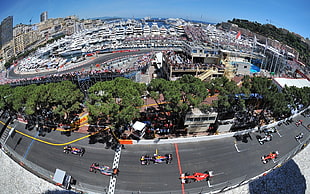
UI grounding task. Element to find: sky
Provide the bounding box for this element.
[0,0,309,39]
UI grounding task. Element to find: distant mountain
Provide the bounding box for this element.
[228,18,310,65]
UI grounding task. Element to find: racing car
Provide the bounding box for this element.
[262,127,277,134]
[295,120,303,127]
[63,145,85,156]
[261,151,279,164]
[179,171,213,184]
[140,150,172,165]
[256,134,272,145]
[89,163,119,176]
[295,132,304,141]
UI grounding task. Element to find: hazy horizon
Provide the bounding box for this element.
[1,0,309,39]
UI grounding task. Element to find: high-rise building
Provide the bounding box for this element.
[0,16,13,49]
[40,11,48,22]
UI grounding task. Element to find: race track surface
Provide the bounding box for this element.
[4,114,309,193]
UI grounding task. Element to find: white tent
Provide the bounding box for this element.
[132,121,146,131]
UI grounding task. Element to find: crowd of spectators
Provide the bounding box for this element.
[184,25,209,42]
[6,52,154,86]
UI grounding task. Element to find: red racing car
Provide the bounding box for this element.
[261,151,279,164]
[179,171,213,184]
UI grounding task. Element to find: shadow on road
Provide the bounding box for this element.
[249,159,306,194]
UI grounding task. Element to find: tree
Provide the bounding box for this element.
[282,86,310,111]
[87,77,146,128]
[0,84,13,110]
[268,92,290,118]
[22,81,84,127]
[207,77,241,112]
[148,75,209,128]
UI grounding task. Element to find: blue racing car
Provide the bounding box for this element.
[140,150,172,165]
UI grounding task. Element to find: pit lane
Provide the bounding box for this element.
[2,114,309,193]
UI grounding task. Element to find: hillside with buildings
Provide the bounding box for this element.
[227,18,310,65]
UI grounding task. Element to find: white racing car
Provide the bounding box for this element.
[256,134,272,145]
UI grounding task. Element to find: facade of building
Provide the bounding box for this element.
[184,108,218,133]
[0,16,13,49]
[182,41,220,64]
[40,11,48,23]
[234,62,252,75]
[13,24,39,54]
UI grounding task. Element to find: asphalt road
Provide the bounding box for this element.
[7,49,153,79]
[3,114,309,193]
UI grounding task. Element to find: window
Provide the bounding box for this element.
[194,118,200,121]
[209,117,216,121]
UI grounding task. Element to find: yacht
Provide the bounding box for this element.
[176,25,185,35]
[134,24,143,36]
[160,26,167,35]
[115,27,125,36]
[143,24,151,35]
[126,26,134,35]
[151,22,160,36]
[168,27,177,35]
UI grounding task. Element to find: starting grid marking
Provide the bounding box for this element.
[108,145,122,194]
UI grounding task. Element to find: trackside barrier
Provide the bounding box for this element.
[130,132,235,145]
